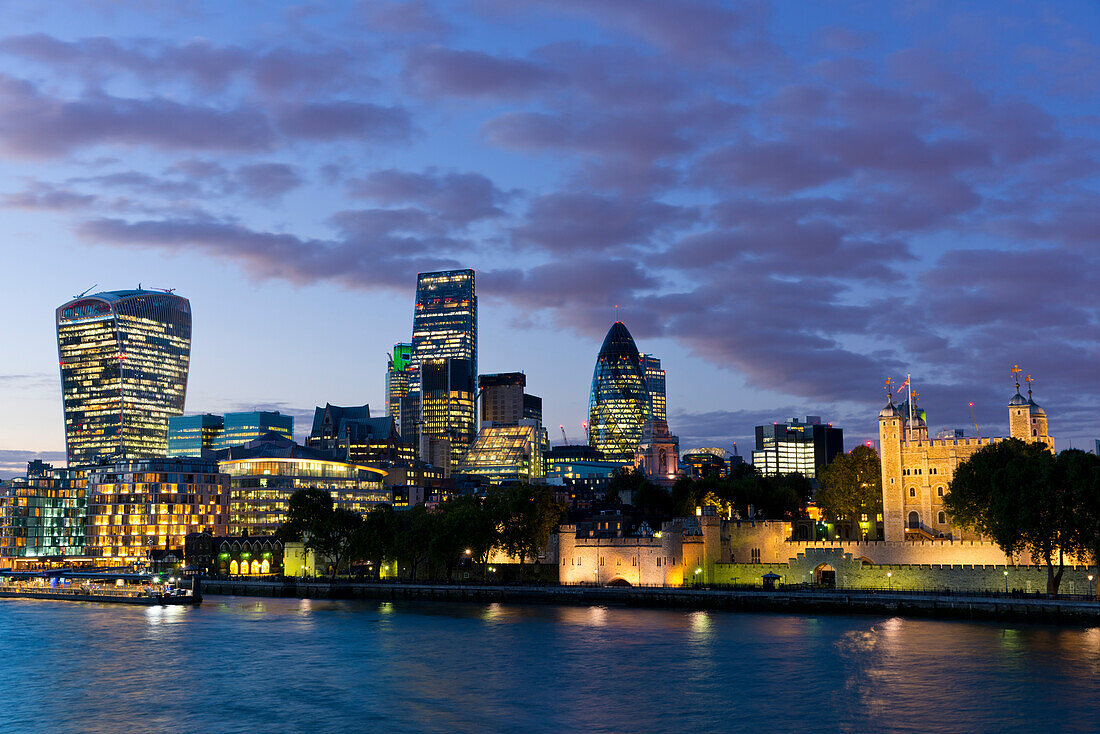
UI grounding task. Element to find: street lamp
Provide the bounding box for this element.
[1004,569,1009,593]
[887,571,892,591]
[694,568,702,587]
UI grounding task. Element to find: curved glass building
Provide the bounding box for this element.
[56,289,192,466]
[588,321,649,463]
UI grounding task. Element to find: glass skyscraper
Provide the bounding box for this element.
[56,289,192,466]
[167,411,294,456]
[411,270,477,468]
[588,321,649,464]
[640,354,667,422]
[386,342,414,436]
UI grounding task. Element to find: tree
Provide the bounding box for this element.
[307,507,363,580]
[276,488,335,542]
[816,445,883,539]
[357,505,397,580]
[1062,450,1100,597]
[487,482,565,577]
[944,439,1073,595]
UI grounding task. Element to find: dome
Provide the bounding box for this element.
[1009,391,1029,406]
[1028,397,1045,415]
[879,401,900,418]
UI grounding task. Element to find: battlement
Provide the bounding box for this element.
[901,436,1004,449]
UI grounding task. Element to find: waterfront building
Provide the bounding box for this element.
[306,403,415,465]
[0,462,88,565]
[84,457,229,565]
[634,419,680,486]
[411,269,478,467]
[751,417,843,480]
[640,354,666,423]
[217,434,388,535]
[458,419,546,484]
[879,372,1053,542]
[588,322,649,464]
[167,414,224,457]
[184,531,285,576]
[56,288,192,465]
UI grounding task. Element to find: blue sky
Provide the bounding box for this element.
[2,0,1098,476]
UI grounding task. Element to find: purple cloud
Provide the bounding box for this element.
[276,102,410,141]
[347,168,507,225]
[405,47,556,97]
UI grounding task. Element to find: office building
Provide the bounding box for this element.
[306,403,414,465]
[386,343,414,434]
[751,416,843,480]
[640,355,667,423]
[458,419,546,484]
[588,321,649,464]
[217,411,293,450]
[217,434,388,536]
[167,411,294,456]
[84,457,229,564]
[0,462,88,565]
[480,373,526,424]
[56,288,192,465]
[167,414,224,457]
[411,269,478,467]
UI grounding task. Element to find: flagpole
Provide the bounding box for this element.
[907,373,913,442]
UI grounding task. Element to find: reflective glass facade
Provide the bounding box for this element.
[216,411,294,450]
[220,458,388,535]
[588,322,649,464]
[751,417,844,479]
[412,270,477,467]
[0,466,87,559]
[56,290,191,466]
[640,354,667,422]
[167,413,224,457]
[459,420,545,484]
[85,458,229,564]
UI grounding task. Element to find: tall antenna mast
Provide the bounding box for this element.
[968,402,981,439]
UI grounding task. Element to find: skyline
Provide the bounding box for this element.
[3,1,1099,475]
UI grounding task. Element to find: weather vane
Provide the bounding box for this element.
[1012,364,1022,391]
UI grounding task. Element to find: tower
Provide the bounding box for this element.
[588,321,649,464]
[56,289,191,466]
[878,382,904,542]
[1008,365,1032,441]
[411,270,477,467]
[640,354,666,422]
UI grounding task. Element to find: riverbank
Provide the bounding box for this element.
[201,579,1100,624]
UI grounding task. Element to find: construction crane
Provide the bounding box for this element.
[560,425,569,444]
[968,402,981,439]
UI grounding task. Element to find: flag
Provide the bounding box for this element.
[896,376,910,392]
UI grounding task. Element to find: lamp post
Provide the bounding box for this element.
[887,571,892,591]
[694,568,702,587]
[1004,569,1009,593]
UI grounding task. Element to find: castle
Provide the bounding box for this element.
[878,370,1053,541]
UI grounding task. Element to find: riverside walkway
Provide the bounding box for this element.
[201,579,1100,624]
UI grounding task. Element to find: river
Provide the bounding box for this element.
[1,595,1098,733]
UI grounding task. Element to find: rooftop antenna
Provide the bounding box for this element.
[72,283,98,300]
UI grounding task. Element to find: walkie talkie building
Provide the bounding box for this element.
[56,289,192,466]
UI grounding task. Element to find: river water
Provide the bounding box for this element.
[1,595,1098,733]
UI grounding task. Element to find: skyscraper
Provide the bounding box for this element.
[411,269,477,467]
[640,354,667,422]
[751,416,843,480]
[386,343,413,434]
[56,289,191,466]
[588,321,649,464]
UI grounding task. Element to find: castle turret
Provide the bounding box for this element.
[878,390,905,541]
[1008,366,1032,441]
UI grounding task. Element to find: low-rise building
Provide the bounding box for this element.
[0,462,88,568]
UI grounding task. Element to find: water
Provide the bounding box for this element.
[1,596,1099,733]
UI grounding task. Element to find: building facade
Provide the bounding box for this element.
[217,411,293,449]
[588,322,649,464]
[459,419,546,484]
[167,413,224,457]
[479,372,526,425]
[640,354,667,423]
[411,269,478,467]
[56,289,192,465]
[217,434,388,535]
[634,419,680,486]
[0,463,88,565]
[751,417,843,480]
[84,457,229,565]
[879,376,1054,542]
[306,403,415,465]
[386,343,414,435]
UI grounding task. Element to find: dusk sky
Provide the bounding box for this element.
[2,0,1098,477]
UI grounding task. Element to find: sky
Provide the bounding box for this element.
[1,0,1098,477]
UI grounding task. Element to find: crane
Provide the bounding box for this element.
[968,402,981,439]
[560,425,569,444]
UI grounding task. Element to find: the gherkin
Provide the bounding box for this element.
[588,321,649,463]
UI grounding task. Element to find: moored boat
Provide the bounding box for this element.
[0,570,201,605]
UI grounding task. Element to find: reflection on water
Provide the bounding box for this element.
[1,596,1099,733]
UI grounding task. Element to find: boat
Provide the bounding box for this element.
[0,569,202,606]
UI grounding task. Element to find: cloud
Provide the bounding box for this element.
[347,168,508,225]
[275,101,411,141]
[1,182,96,210]
[234,163,303,200]
[405,47,556,97]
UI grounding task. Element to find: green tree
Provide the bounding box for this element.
[306,507,363,580]
[488,482,565,577]
[393,504,433,581]
[944,439,1074,594]
[276,488,334,542]
[357,504,397,580]
[816,445,883,539]
[1062,450,1100,597]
